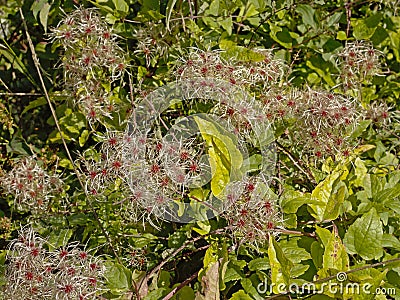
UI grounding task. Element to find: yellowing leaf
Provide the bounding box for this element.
[268,236,293,293]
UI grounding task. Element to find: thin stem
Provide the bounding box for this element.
[0,92,44,96]
[140,228,224,290]
[274,228,317,239]
[276,141,316,184]
[345,0,352,37]
[162,271,198,300]
[19,8,122,264]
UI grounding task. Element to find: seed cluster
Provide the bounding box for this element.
[51,8,127,121]
[2,227,105,299]
[175,48,286,90]
[336,41,383,89]
[0,157,64,213]
[221,177,282,247]
[80,130,210,225]
[263,87,360,158]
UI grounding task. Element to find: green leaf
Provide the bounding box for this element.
[268,236,293,293]
[39,3,51,33]
[224,263,243,282]
[376,185,400,204]
[371,26,389,45]
[79,130,90,147]
[219,40,265,61]
[207,0,220,16]
[230,290,252,300]
[0,40,37,87]
[142,0,160,12]
[248,258,270,271]
[104,262,132,295]
[353,158,368,188]
[353,19,376,39]
[389,31,400,62]
[350,120,372,139]
[21,97,47,115]
[268,23,293,48]
[47,229,73,250]
[281,195,315,214]
[337,31,347,40]
[365,12,382,28]
[113,0,129,13]
[241,277,263,300]
[323,185,345,221]
[311,241,324,268]
[31,0,46,18]
[315,226,332,247]
[343,208,384,260]
[173,286,195,300]
[220,17,233,35]
[305,54,335,86]
[296,4,317,29]
[382,234,400,251]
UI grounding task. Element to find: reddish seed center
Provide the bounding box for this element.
[31,248,39,257]
[264,201,273,213]
[226,108,235,116]
[246,183,255,193]
[64,285,74,294]
[89,277,97,286]
[151,164,160,174]
[237,219,245,227]
[60,250,68,258]
[25,272,34,280]
[67,268,75,276]
[180,151,189,161]
[113,161,122,169]
[109,138,117,146]
[189,163,198,172]
[160,177,169,186]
